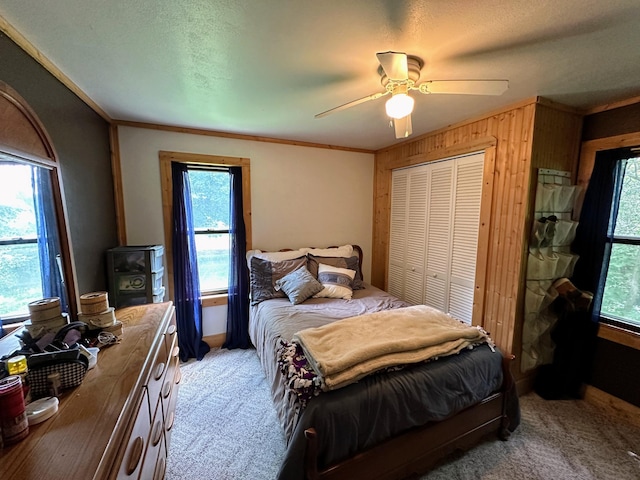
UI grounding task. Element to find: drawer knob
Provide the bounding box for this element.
[153,456,166,480]
[125,436,144,475]
[154,362,166,380]
[166,411,175,431]
[162,381,172,399]
[152,419,163,446]
[171,345,180,358]
[166,324,177,336]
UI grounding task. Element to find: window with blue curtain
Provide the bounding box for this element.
[222,166,250,349]
[0,161,68,323]
[167,157,251,359]
[573,147,640,332]
[171,162,210,361]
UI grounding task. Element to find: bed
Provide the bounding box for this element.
[247,245,519,480]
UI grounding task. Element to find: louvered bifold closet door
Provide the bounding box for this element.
[388,171,408,299]
[448,154,484,324]
[424,163,453,312]
[404,167,429,305]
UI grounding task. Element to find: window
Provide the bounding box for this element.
[0,81,76,325]
[159,151,251,304]
[600,156,640,331]
[0,160,69,323]
[189,167,231,294]
[0,163,43,319]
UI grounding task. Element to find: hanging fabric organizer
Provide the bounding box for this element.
[522,169,582,373]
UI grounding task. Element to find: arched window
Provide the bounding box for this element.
[0,81,77,324]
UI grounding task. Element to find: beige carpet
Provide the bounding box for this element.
[166,347,640,480]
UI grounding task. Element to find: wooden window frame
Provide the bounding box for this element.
[159,151,251,307]
[579,132,640,350]
[0,81,78,320]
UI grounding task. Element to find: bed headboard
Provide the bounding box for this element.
[273,245,364,273]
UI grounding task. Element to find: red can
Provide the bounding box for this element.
[0,375,29,444]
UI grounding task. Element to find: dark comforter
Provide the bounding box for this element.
[249,284,517,480]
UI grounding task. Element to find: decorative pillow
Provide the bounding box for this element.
[300,245,353,258]
[250,256,307,305]
[275,267,324,305]
[246,249,305,268]
[306,254,364,290]
[313,263,356,300]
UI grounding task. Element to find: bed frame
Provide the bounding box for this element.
[268,245,515,480]
[303,355,515,480]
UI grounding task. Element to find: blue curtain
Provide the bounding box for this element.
[31,166,68,312]
[171,162,210,361]
[572,149,628,322]
[223,166,251,349]
[534,150,629,399]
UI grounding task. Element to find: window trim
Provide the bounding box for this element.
[579,132,640,347]
[0,81,78,322]
[190,166,232,295]
[159,151,251,304]
[598,158,640,334]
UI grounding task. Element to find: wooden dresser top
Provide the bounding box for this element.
[0,302,174,480]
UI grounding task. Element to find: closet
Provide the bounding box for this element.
[388,152,484,324]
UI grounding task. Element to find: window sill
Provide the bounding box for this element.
[202,293,228,308]
[598,323,640,351]
[1,322,24,339]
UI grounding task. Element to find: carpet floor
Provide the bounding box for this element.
[166,347,640,480]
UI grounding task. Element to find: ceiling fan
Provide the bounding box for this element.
[315,51,509,139]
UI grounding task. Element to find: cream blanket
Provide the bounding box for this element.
[292,305,492,391]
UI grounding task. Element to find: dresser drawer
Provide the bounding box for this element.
[139,396,166,480]
[117,389,151,479]
[163,355,182,452]
[147,340,170,407]
[163,312,177,358]
[160,343,179,420]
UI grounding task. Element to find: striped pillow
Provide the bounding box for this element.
[313,263,356,300]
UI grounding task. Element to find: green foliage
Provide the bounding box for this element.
[188,170,231,291]
[614,158,640,237]
[0,164,42,317]
[601,158,640,326]
[188,169,230,229]
[0,243,43,317]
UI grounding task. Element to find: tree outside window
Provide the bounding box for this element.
[600,157,640,329]
[188,168,231,294]
[0,163,43,318]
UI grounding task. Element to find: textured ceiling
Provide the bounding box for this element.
[1,0,640,150]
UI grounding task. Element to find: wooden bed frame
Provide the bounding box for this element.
[267,245,515,480]
[303,355,515,480]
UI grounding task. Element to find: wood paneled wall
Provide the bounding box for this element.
[372,97,583,365]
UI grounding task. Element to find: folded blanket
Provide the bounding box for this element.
[292,305,493,391]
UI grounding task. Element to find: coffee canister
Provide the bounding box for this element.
[0,375,29,444]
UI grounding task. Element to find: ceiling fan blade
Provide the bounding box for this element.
[315,91,389,119]
[376,51,408,80]
[394,115,412,139]
[418,80,509,95]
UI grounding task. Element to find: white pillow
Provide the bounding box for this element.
[300,244,353,258]
[246,249,305,267]
[313,263,356,300]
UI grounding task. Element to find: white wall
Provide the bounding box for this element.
[117,126,375,335]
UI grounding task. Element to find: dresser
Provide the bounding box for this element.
[0,302,180,480]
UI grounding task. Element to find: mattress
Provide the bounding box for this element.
[249,284,511,479]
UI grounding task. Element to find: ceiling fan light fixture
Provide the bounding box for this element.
[385,93,414,119]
